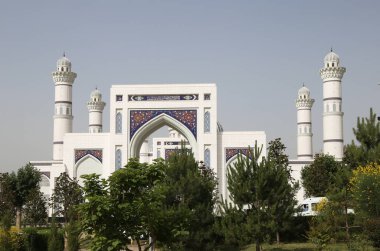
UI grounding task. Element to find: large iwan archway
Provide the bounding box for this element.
[129,112,198,158]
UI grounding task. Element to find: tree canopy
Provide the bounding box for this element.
[301,154,340,197]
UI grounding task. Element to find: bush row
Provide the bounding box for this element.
[0,227,64,251]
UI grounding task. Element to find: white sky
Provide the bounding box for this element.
[1,1,380,173]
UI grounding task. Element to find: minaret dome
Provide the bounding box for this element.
[324,51,340,68]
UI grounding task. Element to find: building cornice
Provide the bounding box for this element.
[52,71,77,83]
[296,98,315,108]
[320,67,346,80]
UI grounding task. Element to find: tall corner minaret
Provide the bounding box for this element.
[52,54,77,161]
[320,50,346,160]
[296,85,315,160]
[87,88,106,133]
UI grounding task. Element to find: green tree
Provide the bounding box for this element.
[266,138,299,244]
[226,143,273,251]
[48,216,64,251]
[351,163,380,247]
[79,159,166,251]
[160,148,218,250]
[6,163,41,229]
[301,154,340,197]
[0,173,15,230]
[344,108,380,169]
[51,172,83,251]
[23,188,48,227]
[325,165,354,243]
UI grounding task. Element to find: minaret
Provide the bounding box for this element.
[52,54,77,161]
[296,85,315,160]
[320,50,346,159]
[87,88,106,133]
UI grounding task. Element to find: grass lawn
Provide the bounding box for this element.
[243,242,378,251]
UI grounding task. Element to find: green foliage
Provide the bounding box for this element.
[23,227,49,251]
[364,217,380,248]
[215,200,251,249]
[66,220,81,251]
[223,139,299,249]
[0,173,15,229]
[161,148,218,250]
[48,218,64,251]
[266,138,299,243]
[344,108,380,169]
[351,164,380,218]
[80,149,218,251]
[3,163,41,228]
[80,159,166,251]
[23,188,48,227]
[51,172,83,223]
[301,154,340,197]
[0,227,25,251]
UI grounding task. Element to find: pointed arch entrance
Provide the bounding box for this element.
[129,111,198,159]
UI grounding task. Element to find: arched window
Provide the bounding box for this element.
[116,112,122,134]
[204,111,210,133]
[304,127,307,133]
[115,149,122,170]
[326,104,329,112]
[333,104,336,112]
[204,148,210,168]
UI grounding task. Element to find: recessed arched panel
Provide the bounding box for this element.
[75,156,103,187]
[225,148,250,163]
[129,113,198,159]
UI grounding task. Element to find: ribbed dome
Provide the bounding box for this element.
[57,56,71,67]
[298,86,310,99]
[91,88,102,98]
[89,88,103,102]
[324,51,340,64]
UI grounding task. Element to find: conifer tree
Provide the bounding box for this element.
[344,108,380,169]
[266,138,299,244]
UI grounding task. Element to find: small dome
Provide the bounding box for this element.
[90,88,102,102]
[298,85,310,99]
[57,56,71,67]
[324,51,340,66]
[91,88,102,98]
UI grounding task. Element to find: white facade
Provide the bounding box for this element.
[32,56,266,203]
[32,50,346,205]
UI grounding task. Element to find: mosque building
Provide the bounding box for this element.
[32,50,345,204]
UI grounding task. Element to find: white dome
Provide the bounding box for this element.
[91,88,102,98]
[90,89,102,102]
[57,56,71,67]
[324,51,340,64]
[298,86,310,98]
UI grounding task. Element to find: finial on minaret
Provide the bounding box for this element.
[302,82,305,87]
[330,47,333,52]
[63,51,66,57]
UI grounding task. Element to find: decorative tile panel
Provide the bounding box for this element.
[225,148,251,163]
[75,149,103,163]
[129,94,198,101]
[130,110,197,139]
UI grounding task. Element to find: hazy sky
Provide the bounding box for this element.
[1,1,380,173]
